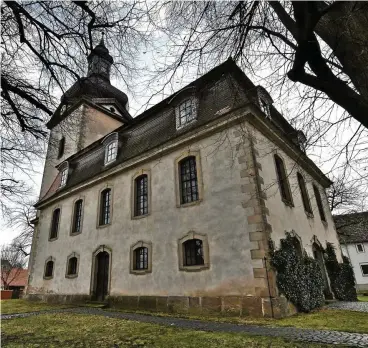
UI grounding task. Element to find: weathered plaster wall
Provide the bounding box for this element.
[29,122,262,297]
[251,123,342,260]
[39,105,123,199]
[39,106,84,198]
[341,243,368,290]
[79,105,123,150]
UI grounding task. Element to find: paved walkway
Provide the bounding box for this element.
[2,307,368,347]
[327,301,368,313]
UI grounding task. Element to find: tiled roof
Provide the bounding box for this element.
[1,268,28,287]
[36,59,331,206]
[334,212,368,243]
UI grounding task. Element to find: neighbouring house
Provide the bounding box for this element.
[1,268,28,298]
[334,212,368,292]
[26,39,342,317]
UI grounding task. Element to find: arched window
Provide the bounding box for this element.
[297,173,312,215]
[60,168,68,187]
[57,136,65,159]
[99,188,111,225]
[179,156,198,204]
[67,257,78,276]
[134,175,148,216]
[274,154,293,205]
[44,258,54,279]
[313,185,326,222]
[50,208,60,240]
[134,247,148,270]
[105,141,118,165]
[72,199,83,233]
[183,239,204,266]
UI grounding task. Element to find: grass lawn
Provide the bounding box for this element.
[107,307,368,334]
[358,295,368,302]
[1,299,74,315]
[2,312,336,348]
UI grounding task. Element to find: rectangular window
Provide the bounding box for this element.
[57,137,65,159]
[180,156,198,204]
[135,175,148,216]
[313,185,326,222]
[361,263,368,276]
[50,209,60,240]
[135,247,148,270]
[178,99,196,127]
[274,155,293,205]
[72,200,83,233]
[184,239,204,266]
[356,244,365,253]
[100,189,111,225]
[297,173,312,214]
[60,169,68,187]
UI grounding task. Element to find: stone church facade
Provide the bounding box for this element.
[27,39,342,317]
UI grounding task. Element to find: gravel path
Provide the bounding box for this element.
[327,301,368,313]
[2,307,368,346]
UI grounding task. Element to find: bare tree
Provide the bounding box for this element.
[147,1,367,209]
[1,0,156,216]
[1,244,27,290]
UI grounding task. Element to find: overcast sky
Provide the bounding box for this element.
[1,31,366,247]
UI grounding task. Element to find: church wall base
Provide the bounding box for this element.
[24,294,297,318]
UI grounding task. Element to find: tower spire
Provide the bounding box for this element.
[87,33,113,81]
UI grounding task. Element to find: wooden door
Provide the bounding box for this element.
[95,251,109,301]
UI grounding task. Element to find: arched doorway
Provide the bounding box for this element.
[312,242,332,299]
[92,250,110,301]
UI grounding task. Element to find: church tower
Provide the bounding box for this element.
[39,38,132,199]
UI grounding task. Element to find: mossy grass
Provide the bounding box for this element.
[1,299,75,315]
[2,312,337,348]
[104,307,368,334]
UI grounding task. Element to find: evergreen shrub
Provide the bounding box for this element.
[269,233,325,312]
[324,243,357,301]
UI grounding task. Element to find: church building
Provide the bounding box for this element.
[27,39,342,317]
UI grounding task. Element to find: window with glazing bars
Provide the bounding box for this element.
[274,155,292,204]
[179,156,198,204]
[183,239,204,266]
[135,175,148,216]
[99,189,111,225]
[313,185,326,222]
[67,257,78,275]
[45,261,54,277]
[297,173,312,214]
[178,99,195,126]
[134,247,148,270]
[50,209,60,239]
[105,141,118,164]
[72,200,83,233]
[60,168,68,187]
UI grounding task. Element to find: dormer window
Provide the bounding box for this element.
[58,161,69,188]
[102,132,119,166]
[176,98,197,129]
[105,141,118,165]
[257,86,273,119]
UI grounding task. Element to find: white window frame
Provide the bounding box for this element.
[356,243,365,253]
[360,263,368,277]
[104,140,118,165]
[175,98,197,129]
[60,168,68,187]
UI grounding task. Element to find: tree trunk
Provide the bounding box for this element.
[316,2,368,103]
